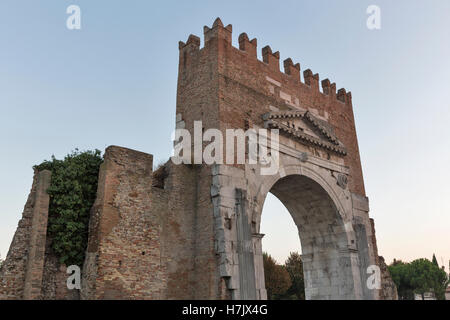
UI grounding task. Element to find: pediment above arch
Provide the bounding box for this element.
[262,110,347,156]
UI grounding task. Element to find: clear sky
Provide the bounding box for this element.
[0,1,449,271]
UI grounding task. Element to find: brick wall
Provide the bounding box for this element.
[80,145,228,299]
[178,18,365,196]
[41,239,80,300]
[81,146,168,299]
[0,170,51,299]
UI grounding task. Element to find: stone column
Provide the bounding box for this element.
[252,233,267,300]
[235,189,257,300]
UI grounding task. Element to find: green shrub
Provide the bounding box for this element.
[34,149,103,266]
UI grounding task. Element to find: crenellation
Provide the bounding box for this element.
[337,88,347,103]
[346,91,352,104]
[238,33,257,58]
[330,82,337,97]
[186,34,201,48]
[204,17,232,45]
[303,69,312,85]
[213,17,223,28]
[321,79,338,98]
[262,45,280,72]
[283,58,301,82]
[179,34,200,51]
[178,18,353,106]
[303,69,319,91]
[321,79,331,95]
[178,34,201,72]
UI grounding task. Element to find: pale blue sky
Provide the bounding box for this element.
[0,1,449,271]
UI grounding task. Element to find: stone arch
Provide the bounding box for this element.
[252,164,360,300]
[253,164,349,232]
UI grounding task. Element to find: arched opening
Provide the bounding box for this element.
[261,193,300,263]
[258,174,356,300]
[261,192,303,300]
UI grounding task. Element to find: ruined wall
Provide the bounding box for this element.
[41,240,80,300]
[1,169,87,300]
[0,144,226,300]
[81,146,167,299]
[80,145,223,299]
[22,170,52,299]
[370,219,398,300]
[0,170,51,300]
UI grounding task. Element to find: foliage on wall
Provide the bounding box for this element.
[34,149,103,267]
